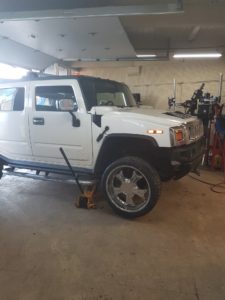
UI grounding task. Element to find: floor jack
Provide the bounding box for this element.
[60,147,97,209]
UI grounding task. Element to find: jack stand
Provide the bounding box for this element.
[75,183,97,209]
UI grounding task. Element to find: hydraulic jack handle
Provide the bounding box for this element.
[59,147,84,194]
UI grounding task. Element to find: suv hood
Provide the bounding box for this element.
[90,105,197,127]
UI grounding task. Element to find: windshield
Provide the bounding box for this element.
[78,77,137,111]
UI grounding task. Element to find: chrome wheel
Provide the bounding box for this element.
[106,165,151,213]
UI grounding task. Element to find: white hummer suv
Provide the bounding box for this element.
[0,75,204,217]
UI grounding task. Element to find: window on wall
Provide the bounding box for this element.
[35,86,77,111]
[0,87,25,111]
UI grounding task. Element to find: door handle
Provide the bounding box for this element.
[33,117,44,125]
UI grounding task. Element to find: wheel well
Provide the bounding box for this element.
[0,158,4,167]
[94,135,160,176]
[0,159,3,178]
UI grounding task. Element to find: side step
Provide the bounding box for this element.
[2,167,96,186]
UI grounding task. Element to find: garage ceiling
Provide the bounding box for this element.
[0,18,136,62]
[121,0,225,52]
[0,0,224,70]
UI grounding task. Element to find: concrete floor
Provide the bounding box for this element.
[0,170,225,300]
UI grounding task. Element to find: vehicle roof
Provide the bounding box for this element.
[0,73,121,85]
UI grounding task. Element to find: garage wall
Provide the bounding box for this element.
[77,59,225,110]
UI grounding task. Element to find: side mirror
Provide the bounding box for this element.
[58,99,75,111]
[58,99,80,127]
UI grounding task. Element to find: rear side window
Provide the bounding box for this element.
[35,86,77,111]
[0,87,25,111]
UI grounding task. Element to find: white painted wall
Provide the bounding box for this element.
[76,59,225,110]
[45,64,69,76]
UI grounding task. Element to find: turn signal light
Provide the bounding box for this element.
[175,129,183,141]
[147,129,163,134]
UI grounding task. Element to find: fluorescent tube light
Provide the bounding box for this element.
[136,54,156,58]
[173,53,222,58]
[31,69,40,73]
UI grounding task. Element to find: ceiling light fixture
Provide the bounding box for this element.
[136,54,156,58]
[173,53,222,58]
[31,69,40,73]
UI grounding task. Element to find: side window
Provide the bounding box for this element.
[96,92,126,107]
[0,87,25,111]
[35,86,77,111]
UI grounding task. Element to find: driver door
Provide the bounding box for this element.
[28,81,92,168]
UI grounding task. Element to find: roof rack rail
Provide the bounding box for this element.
[22,71,57,80]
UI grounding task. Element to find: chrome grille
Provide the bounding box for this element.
[185,120,203,143]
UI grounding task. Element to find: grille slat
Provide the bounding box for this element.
[185,120,203,143]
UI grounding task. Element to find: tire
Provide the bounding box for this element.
[101,156,161,218]
[161,174,172,182]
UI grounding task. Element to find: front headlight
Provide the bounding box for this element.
[170,126,186,146]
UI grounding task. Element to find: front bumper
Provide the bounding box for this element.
[157,137,205,180]
[170,137,205,179]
